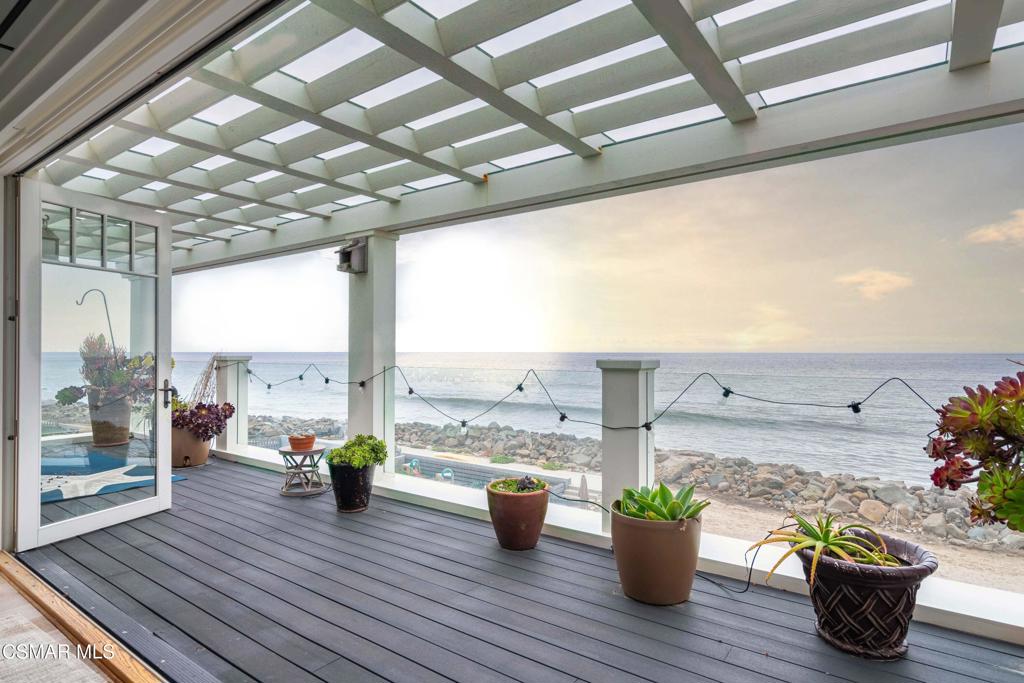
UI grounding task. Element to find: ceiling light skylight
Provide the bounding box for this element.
[351,69,442,109]
[232,1,310,50]
[130,137,178,156]
[531,36,665,88]
[279,29,381,83]
[194,155,234,171]
[261,121,319,144]
[194,95,261,125]
[479,0,629,57]
[148,78,191,104]
[407,99,487,129]
[317,141,368,160]
[247,170,283,183]
[490,144,570,169]
[83,167,118,180]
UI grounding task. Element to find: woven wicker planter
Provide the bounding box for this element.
[796,530,937,660]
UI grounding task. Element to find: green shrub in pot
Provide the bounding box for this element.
[325,434,387,513]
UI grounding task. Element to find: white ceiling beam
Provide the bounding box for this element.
[949,0,1004,70]
[173,46,1024,272]
[61,150,329,218]
[114,115,398,203]
[631,0,756,123]
[311,0,602,158]
[193,64,484,184]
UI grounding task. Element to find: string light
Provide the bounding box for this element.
[214,362,937,433]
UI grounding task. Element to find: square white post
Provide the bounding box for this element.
[214,354,251,454]
[347,232,397,472]
[597,359,659,532]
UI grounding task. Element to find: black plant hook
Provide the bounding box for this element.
[76,288,117,350]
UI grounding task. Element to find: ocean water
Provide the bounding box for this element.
[43,351,1022,485]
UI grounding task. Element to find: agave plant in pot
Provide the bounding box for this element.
[486,475,549,550]
[752,513,936,660]
[55,333,156,448]
[611,483,710,605]
[326,434,387,512]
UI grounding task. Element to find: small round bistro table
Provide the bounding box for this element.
[277,446,328,496]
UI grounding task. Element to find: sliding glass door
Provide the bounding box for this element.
[16,178,172,550]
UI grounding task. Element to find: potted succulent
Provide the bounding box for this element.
[486,475,549,550]
[326,434,387,512]
[55,333,155,447]
[611,483,710,605]
[751,513,936,660]
[925,371,1024,531]
[171,399,235,467]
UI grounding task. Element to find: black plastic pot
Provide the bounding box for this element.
[328,462,375,512]
[796,530,937,660]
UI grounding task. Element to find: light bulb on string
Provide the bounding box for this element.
[358,380,366,392]
[718,386,733,406]
[459,420,469,436]
[556,412,567,429]
[848,401,865,425]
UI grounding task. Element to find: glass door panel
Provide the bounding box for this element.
[17,178,172,550]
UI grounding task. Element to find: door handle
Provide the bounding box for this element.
[159,379,178,408]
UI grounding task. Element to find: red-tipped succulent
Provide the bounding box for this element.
[926,371,1024,531]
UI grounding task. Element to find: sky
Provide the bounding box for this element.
[164,122,1024,354]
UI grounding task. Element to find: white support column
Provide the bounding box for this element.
[214,353,251,454]
[597,359,659,532]
[347,232,398,471]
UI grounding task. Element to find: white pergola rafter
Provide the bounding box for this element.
[631,0,756,123]
[194,62,485,184]
[114,115,398,204]
[949,0,1004,70]
[311,0,602,158]
[60,150,331,218]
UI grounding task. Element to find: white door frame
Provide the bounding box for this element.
[15,177,172,551]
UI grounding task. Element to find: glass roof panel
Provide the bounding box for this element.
[194,95,261,125]
[194,192,218,201]
[531,36,665,88]
[130,137,178,156]
[740,0,950,63]
[279,212,308,221]
[148,77,191,104]
[571,75,694,113]
[279,29,381,83]
[317,141,369,160]
[366,159,410,174]
[295,183,324,193]
[83,168,118,180]
[415,0,477,19]
[351,69,443,109]
[490,144,570,169]
[194,155,234,171]
[233,1,310,50]
[604,104,723,142]
[248,170,283,183]
[261,121,320,144]
[336,195,376,207]
[479,0,630,57]
[714,0,797,27]
[452,123,527,147]
[994,21,1024,49]
[143,181,171,191]
[407,99,487,129]
[760,44,947,104]
[405,174,459,190]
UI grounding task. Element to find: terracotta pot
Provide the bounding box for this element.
[328,462,374,512]
[796,530,937,660]
[288,434,316,451]
[172,427,211,467]
[611,502,702,605]
[486,480,549,550]
[87,390,131,447]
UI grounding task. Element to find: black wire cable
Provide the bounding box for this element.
[212,362,940,433]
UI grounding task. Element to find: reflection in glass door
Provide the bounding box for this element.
[17,179,171,550]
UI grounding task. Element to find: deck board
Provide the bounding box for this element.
[18,457,1024,683]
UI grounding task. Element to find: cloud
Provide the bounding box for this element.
[966,209,1024,246]
[835,269,913,300]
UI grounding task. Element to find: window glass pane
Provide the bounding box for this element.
[106,216,131,271]
[134,224,157,275]
[41,203,71,263]
[74,210,103,267]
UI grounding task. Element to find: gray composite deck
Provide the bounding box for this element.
[18,457,1024,683]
